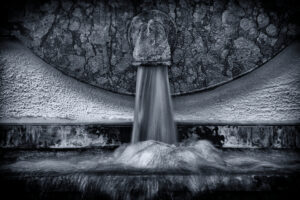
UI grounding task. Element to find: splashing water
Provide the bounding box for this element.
[2,140,299,199]
[3,140,299,175]
[114,140,226,172]
[131,65,177,144]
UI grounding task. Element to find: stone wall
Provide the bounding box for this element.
[2,0,299,95]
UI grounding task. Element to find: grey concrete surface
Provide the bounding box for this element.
[0,38,299,124]
[174,41,300,124]
[0,38,134,123]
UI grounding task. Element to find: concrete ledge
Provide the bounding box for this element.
[1,124,299,149]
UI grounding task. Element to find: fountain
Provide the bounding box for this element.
[129,10,178,144]
[0,8,299,200]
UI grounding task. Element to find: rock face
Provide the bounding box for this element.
[2,0,299,95]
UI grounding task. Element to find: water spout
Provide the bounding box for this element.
[128,10,177,144]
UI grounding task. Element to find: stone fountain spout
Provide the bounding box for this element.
[128,10,177,66]
[128,10,178,144]
[132,19,171,66]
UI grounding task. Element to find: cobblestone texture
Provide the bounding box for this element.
[3,0,299,95]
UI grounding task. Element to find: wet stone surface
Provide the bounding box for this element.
[2,0,299,95]
[1,172,299,200]
[0,124,299,149]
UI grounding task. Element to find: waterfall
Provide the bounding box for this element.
[131,65,177,144]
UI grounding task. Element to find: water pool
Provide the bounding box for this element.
[0,140,299,200]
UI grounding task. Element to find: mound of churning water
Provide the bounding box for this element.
[4,140,295,174]
[114,140,226,172]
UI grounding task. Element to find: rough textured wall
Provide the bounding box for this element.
[0,39,299,123]
[0,39,134,123]
[2,0,299,95]
[174,42,300,124]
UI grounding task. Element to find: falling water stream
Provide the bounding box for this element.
[131,65,177,144]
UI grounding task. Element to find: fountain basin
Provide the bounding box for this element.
[0,144,299,200]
